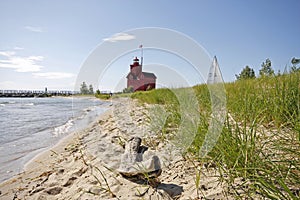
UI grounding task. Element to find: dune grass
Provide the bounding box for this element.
[95,93,111,100]
[130,72,300,198]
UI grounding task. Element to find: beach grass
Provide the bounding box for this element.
[95,93,111,100]
[130,71,300,198]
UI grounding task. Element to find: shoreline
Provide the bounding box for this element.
[0,98,232,199]
[24,107,113,173]
[0,96,108,184]
[0,104,112,185]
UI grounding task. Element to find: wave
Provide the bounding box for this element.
[53,119,74,136]
[0,101,15,105]
[24,103,34,106]
[1,155,25,165]
[18,103,35,109]
[0,101,34,108]
[52,105,103,136]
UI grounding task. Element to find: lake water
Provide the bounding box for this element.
[0,97,110,183]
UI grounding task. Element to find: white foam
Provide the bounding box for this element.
[53,119,74,136]
[24,103,34,106]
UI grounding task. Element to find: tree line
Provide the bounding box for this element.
[235,57,300,80]
[80,82,94,95]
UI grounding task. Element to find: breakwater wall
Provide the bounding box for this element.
[0,90,80,97]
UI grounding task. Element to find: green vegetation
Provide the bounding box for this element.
[80,82,94,95]
[291,57,300,73]
[95,93,111,100]
[95,89,111,100]
[122,86,134,93]
[259,58,275,77]
[130,72,300,198]
[235,65,256,80]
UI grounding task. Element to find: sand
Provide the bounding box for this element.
[0,98,234,200]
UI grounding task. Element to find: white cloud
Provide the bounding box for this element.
[14,46,24,50]
[0,51,15,57]
[32,72,75,79]
[103,33,135,42]
[25,26,44,33]
[0,51,44,72]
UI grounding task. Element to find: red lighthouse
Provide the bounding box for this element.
[126,57,156,92]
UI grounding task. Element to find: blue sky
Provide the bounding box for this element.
[0,0,299,91]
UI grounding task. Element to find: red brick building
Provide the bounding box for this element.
[126,57,156,92]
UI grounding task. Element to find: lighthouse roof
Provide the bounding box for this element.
[142,72,157,79]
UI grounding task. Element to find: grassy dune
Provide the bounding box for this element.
[130,72,300,199]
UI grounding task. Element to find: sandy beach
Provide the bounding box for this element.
[0,98,234,200]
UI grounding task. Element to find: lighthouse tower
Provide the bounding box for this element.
[126,57,156,92]
[130,57,142,77]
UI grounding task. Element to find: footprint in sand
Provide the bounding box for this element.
[44,186,63,195]
[63,177,77,187]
